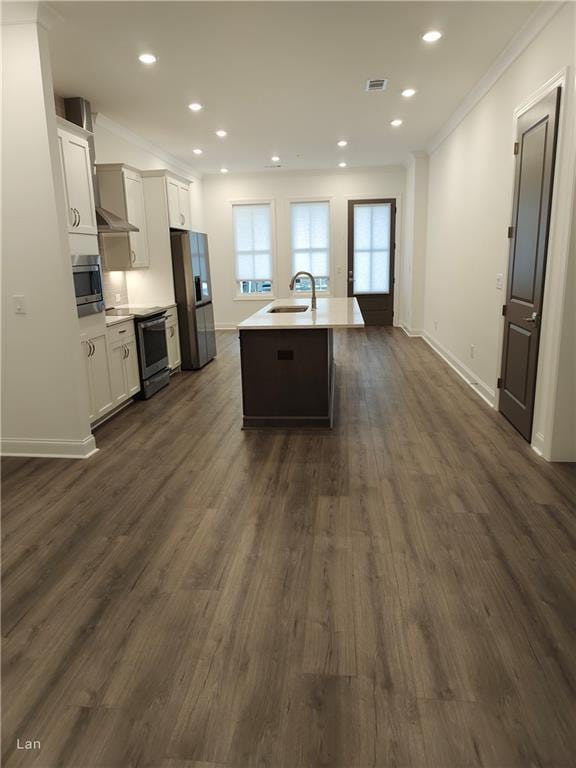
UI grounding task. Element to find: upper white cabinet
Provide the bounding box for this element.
[57,122,98,236]
[97,164,150,270]
[142,171,193,230]
[166,176,192,229]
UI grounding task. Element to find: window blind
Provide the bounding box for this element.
[233,204,273,281]
[291,201,330,278]
[353,203,391,293]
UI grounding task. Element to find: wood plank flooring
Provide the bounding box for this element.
[2,328,576,768]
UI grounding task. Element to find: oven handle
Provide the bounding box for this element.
[139,315,166,330]
[73,265,101,274]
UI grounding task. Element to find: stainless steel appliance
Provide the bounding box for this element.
[170,231,217,369]
[72,254,105,317]
[107,306,170,398]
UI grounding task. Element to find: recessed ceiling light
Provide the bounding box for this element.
[339,162,347,168]
[271,155,280,162]
[422,30,442,43]
[138,53,157,64]
[337,140,348,147]
[402,88,416,98]
[220,167,229,174]
[193,148,203,155]
[390,119,403,127]
[188,102,203,112]
[216,130,227,138]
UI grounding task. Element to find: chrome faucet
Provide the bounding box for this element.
[289,271,317,310]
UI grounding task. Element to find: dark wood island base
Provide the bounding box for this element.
[240,328,335,428]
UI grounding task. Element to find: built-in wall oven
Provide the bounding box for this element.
[72,254,105,316]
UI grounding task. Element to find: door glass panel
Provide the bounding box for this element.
[353,204,391,294]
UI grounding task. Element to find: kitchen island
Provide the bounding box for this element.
[237,297,364,428]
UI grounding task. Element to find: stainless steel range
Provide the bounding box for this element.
[107,307,170,399]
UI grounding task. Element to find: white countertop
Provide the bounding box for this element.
[237,298,365,330]
[105,314,134,327]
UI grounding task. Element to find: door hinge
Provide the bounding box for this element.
[502,304,507,316]
[497,377,502,389]
[507,226,514,238]
[513,141,519,155]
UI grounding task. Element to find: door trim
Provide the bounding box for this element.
[496,68,573,457]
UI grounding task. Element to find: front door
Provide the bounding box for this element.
[348,199,396,325]
[499,87,561,440]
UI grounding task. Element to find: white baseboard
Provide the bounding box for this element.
[1,435,98,459]
[422,332,496,408]
[398,324,423,338]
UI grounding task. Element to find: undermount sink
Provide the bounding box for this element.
[268,305,309,313]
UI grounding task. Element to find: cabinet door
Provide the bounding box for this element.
[89,333,114,420]
[109,339,129,405]
[166,320,181,370]
[124,172,149,268]
[80,334,96,422]
[61,133,97,235]
[124,339,141,395]
[167,178,183,228]
[178,184,191,229]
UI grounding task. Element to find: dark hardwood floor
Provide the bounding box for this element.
[2,329,576,768]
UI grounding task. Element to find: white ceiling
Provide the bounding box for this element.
[50,1,539,175]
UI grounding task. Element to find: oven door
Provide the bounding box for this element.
[137,315,168,378]
[73,265,103,306]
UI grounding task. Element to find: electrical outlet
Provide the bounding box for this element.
[470,344,475,359]
[13,295,26,315]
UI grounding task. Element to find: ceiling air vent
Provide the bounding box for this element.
[365,78,388,92]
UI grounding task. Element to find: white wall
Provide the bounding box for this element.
[400,153,428,334]
[423,3,576,458]
[1,6,95,458]
[203,167,406,327]
[92,116,204,307]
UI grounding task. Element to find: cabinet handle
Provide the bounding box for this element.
[180,213,185,225]
[123,344,128,359]
[87,340,94,357]
[74,208,80,228]
[119,329,126,334]
[77,209,81,226]
[170,326,175,337]
[91,340,96,357]
[126,345,130,358]
[71,208,76,227]
[131,250,136,264]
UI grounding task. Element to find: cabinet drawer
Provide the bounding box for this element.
[106,319,135,345]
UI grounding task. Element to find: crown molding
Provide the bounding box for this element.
[428,1,565,155]
[93,113,202,181]
[1,2,62,29]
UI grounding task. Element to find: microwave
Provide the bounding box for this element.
[71,254,105,317]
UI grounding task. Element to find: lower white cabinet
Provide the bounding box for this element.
[107,321,141,407]
[81,320,140,425]
[165,307,181,370]
[81,331,114,423]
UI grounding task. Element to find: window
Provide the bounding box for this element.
[352,203,392,294]
[290,201,330,292]
[233,203,273,295]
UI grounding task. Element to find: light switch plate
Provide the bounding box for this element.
[496,273,504,290]
[13,295,26,314]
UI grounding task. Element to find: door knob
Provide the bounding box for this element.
[522,312,539,323]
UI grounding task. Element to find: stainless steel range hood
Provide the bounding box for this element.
[63,97,139,234]
[95,207,138,233]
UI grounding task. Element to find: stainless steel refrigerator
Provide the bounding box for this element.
[170,231,217,369]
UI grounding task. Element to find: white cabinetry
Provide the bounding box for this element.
[166,176,192,229]
[108,320,141,405]
[165,306,181,370]
[81,330,114,423]
[57,121,97,236]
[97,164,150,269]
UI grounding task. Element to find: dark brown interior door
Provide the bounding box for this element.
[348,199,396,325]
[499,87,561,440]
